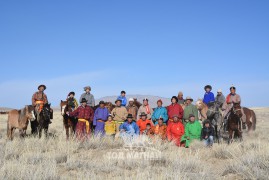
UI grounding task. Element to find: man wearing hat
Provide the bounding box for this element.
[136,112,154,134]
[215,89,225,107]
[117,90,127,107]
[203,85,215,105]
[137,98,153,121]
[32,85,48,112]
[93,101,110,137]
[152,99,168,125]
[68,98,94,140]
[167,114,185,147]
[126,98,138,121]
[183,96,199,124]
[79,86,95,107]
[177,91,185,105]
[180,114,202,148]
[111,99,128,134]
[66,92,79,111]
[222,86,245,128]
[119,114,140,137]
[167,96,184,123]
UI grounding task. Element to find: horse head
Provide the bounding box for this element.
[60,100,67,115]
[195,99,205,110]
[25,105,35,121]
[42,103,51,122]
[232,103,243,118]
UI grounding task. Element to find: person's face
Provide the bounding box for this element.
[39,87,44,92]
[82,102,87,106]
[108,117,113,122]
[143,101,148,106]
[173,117,179,122]
[205,123,210,128]
[146,125,151,130]
[116,101,121,106]
[129,101,134,105]
[186,100,191,105]
[157,102,162,107]
[86,89,90,93]
[217,92,222,96]
[121,93,125,97]
[141,116,147,120]
[206,88,210,92]
[128,118,133,123]
[70,94,74,98]
[100,104,105,108]
[172,98,177,104]
[178,94,183,98]
[158,120,163,126]
[230,89,236,94]
[189,117,195,122]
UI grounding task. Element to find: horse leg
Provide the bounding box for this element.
[38,126,42,138]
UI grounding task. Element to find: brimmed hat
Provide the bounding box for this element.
[143,98,149,102]
[157,99,163,104]
[129,98,134,102]
[189,114,195,118]
[171,96,178,103]
[204,85,212,91]
[68,91,75,96]
[185,96,193,102]
[84,86,91,91]
[115,99,122,104]
[127,114,133,119]
[38,85,46,90]
[140,112,147,117]
[99,101,105,105]
[81,98,87,103]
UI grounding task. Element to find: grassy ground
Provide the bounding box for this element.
[0,108,268,180]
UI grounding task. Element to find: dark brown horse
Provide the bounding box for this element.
[60,100,78,139]
[7,105,35,140]
[227,103,243,144]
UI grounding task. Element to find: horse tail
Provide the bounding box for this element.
[251,110,257,131]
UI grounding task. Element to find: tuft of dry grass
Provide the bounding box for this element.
[0,108,268,180]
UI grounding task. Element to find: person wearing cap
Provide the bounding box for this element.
[167,96,184,123]
[93,101,110,137]
[126,98,138,120]
[136,112,154,134]
[117,91,127,107]
[222,86,243,128]
[137,98,153,121]
[167,114,185,146]
[79,86,95,107]
[151,118,167,140]
[152,99,168,125]
[119,114,140,137]
[201,120,214,147]
[66,92,79,111]
[181,114,202,148]
[183,96,199,124]
[215,89,225,107]
[111,99,128,133]
[68,98,94,140]
[203,85,215,105]
[177,91,185,105]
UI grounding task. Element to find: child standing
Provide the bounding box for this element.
[105,115,116,137]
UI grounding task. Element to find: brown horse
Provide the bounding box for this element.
[60,100,78,139]
[242,107,256,132]
[227,103,243,144]
[7,105,35,140]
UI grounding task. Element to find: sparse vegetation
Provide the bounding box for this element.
[0,108,268,180]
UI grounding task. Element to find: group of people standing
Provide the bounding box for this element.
[31,84,242,147]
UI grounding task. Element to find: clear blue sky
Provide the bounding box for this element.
[0,0,268,108]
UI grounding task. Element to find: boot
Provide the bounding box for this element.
[242,122,246,130]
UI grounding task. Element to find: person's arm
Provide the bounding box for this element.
[91,95,95,107]
[32,93,36,106]
[163,108,168,123]
[167,124,172,141]
[211,93,215,102]
[137,108,141,121]
[179,105,184,119]
[44,94,48,104]
[69,108,79,117]
[93,109,98,126]
[152,109,156,121]
[134,124,140,135]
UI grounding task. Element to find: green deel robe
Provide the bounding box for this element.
[181,120,202,147]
